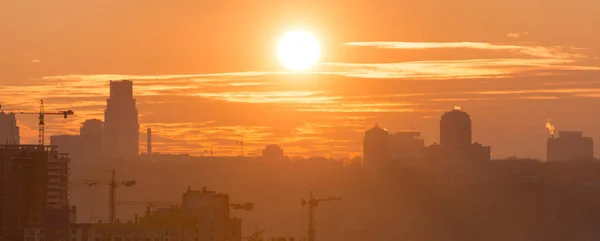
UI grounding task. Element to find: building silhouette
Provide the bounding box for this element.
[389,131,425,160]
[427,107,491,161]
[0,145,73,241]
[262,144,284,160]
[80,119,104,157]
[0,112,19,145]
[440,106,472,147]
[26,188,245,241]
[104,80,140,159]
[50,134,81,158]
[50,119,105,160]
[547,131,594,161]
[362,124,390,168]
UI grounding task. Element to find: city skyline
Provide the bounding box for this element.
[2,1,600,159]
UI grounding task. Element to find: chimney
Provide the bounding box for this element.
[147,128,152,155]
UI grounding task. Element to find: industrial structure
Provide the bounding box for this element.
[147,127,152,155]
[301,192,340,241]
[547,131,594,161]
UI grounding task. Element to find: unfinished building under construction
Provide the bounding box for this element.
[0,145,74,241]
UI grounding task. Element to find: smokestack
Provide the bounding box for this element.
[147,128,152,155]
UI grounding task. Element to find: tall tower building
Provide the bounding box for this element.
[440,106,472,147]
[104,80,140,159]
[427,106,491,162]
[0,112,20,144]
[363,123,390,168]
[547,131,594,161]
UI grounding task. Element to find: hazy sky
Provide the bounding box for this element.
[1,0,600,159]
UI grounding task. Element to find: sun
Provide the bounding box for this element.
[277,31,320,71]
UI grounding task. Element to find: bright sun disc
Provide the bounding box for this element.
[277,31,320,71]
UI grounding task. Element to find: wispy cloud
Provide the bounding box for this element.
[332,41,600,79]
[506,32,529,39]
[190,91,340,104]
[344,41,587,59]
[323,59,600,79]
[474,88,600,95]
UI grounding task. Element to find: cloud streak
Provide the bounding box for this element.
[344,41,587,59]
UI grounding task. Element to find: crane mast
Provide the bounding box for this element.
[301,191,340,241]
[80,169,136,224]
[0,99,74,145]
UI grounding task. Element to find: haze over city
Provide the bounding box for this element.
[3,2,600,241]
[2,1,600,159]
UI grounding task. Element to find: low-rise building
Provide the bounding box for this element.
[25,187,247,241]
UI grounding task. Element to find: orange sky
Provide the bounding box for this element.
[1,0,600,159]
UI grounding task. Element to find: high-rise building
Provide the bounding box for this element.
[0,145,71,241]
[440,106,472,147]
[104,80,140,159]
[0,112,19,145]
[363,123,390,168]
[547,131,594,161]
[389,131,425,160]
[80,119,104,158]
[427,107,491,161]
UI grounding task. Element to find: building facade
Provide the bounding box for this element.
[80,119,104,158]
[440,106,472,147]
[362,124,390,169]
[428,107,491,162]
[0,145,71,241]
[104,80,140,160]
[547,131,594,161]
[0,112,20,145]
[389,131,425,160]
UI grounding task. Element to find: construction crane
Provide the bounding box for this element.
[80,169,137,223]
[0,99,74,145]
[301,191,340,241]
[235,138,244,156]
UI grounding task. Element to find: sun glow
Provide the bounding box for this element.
[277,31,320,71]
